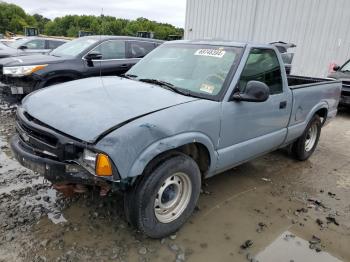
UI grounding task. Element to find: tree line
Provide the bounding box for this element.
[0,1,183,40]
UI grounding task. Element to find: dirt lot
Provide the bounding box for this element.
[0,95,349,262]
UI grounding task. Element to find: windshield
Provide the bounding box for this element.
[7,38,30,49]
[341,60,350,72]
[127,44,243,98]
[50,37,98,58]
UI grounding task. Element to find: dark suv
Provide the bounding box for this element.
[328,60,350,107]
[0,36,163,96]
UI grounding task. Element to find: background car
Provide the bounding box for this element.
[0,37,68,58]
[0,36,163,97]
[328,60,350,108]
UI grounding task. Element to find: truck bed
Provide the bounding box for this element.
[284,75,342,145]
[287,75,339,89]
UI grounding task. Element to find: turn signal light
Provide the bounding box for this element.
[96,153,112,176]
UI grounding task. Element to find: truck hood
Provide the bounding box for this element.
[0,54,66,66]
[22,77,199,143]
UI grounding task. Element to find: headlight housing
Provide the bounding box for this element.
[82,149,112,177]
[3,64,48,77]
[82,149,97,170]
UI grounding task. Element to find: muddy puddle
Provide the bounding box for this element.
[256,230,342,262]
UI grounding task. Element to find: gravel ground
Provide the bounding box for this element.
[0,92,349,262]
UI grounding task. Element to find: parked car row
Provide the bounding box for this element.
[6,39,341,238]
[0,36,163,96]
[0,37,68,58]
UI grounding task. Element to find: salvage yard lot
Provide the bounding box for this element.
[0,94,349,261]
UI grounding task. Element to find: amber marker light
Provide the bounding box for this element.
[96,153,112,176]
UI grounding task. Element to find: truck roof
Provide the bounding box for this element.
[164,39,275,49]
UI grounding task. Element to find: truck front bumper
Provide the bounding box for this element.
[10,135,111,187]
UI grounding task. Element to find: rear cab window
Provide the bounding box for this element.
[238,48,283,95]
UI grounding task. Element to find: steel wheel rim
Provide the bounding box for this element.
[154,172,192,223]
[305,123,317,152]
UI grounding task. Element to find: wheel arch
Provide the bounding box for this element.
[127,132,217,179]
[43,72,82,87]
[305,101,329,127]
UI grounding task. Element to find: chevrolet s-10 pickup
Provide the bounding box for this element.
[10,40,341,238]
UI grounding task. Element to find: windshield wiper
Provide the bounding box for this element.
[121,73,138,79]
[138,78,191,96]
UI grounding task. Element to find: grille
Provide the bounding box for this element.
[18,117,58,147]
[16,110,82,161]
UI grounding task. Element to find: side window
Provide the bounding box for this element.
[94,41,126,59]
[238,48,283,95]
[129,41,156,58]
[48,40,64,49]
[25,39,45,49]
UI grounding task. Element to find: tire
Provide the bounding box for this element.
[292,115,322,161]
[124,153,201,238]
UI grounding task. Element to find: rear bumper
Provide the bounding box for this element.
[10,135,111,187]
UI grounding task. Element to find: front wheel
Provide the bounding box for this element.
[292,115,322,161]
[124,153,201,238]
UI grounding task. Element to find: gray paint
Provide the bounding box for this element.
[184,0,350,78]
[21,41,341,181]
[22,77,198,142]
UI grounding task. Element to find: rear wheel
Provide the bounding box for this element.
[292,115,322,160]
[124,153,201,238]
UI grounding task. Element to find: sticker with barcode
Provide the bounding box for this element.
[194,49,226,58]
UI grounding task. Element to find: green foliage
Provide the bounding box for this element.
[43,15,182,39]
[0,1,183,39]
[0,1,32,34]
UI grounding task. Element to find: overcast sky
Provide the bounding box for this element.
[5,0,187,27]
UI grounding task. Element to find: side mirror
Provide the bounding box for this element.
[333,64,340,71]
[232,81,270,102]
[18,45,28,50]
[85,51,102,61]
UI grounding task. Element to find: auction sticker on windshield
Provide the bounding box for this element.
[200,83,215,94]
[194,49,226,58]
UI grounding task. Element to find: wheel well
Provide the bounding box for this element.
[315,108,328,125]
[143,143,211,178]
[45,76,76,87]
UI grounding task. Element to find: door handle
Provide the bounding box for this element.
[120,64,128,68]
[279,101,287,109]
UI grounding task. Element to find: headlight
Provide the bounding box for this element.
[82,149,97,170]
[3,64,48,77]
[82,149,112,177]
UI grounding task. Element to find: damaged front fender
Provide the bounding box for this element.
[127,132,218,178]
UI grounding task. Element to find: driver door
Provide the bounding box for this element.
[216,48,292,172]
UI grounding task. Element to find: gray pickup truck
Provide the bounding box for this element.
[10,40,341,238]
